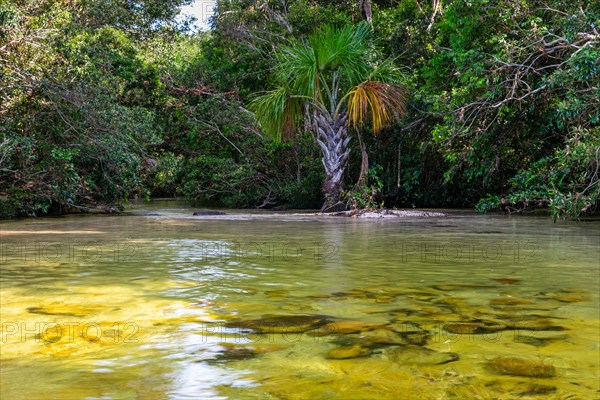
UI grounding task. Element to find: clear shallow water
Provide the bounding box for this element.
[1,201,599,399]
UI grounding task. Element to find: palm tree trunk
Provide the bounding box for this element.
[314,111,350,211]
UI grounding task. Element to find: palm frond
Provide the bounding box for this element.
[368,57,406,84]
[276,42,318,98]
[249,87,305,142]
[310,22,372,87]
[347,81,407,133]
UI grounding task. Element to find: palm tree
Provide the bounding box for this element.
[250,23,406,211]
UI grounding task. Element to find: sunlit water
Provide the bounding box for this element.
[1,201,598,399]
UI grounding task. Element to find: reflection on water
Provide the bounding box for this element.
[1,202,599,399]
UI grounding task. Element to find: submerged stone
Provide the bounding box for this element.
[389,320,425,332]
[251,344,290,353]
[213,346,257,362]
[490,297,533,306]
[383,345,459,365]
[559,288,592,294]
[306,294,332,300]
[402,332,429,346]
[27,303,100,317]
[280,304,318,312]
[329,335,362,347]
[326,345,371,359]
[443,322,506,334]
[355,330,409,346]
[487,357,556,378]
[305,329,333,338]
[265,290,289,297]
[506,318,565,331]
[322,321,387,334]
[224,314,331,333]
[515,383,557,396]
[513,333,568,347]
[552,293,589,303]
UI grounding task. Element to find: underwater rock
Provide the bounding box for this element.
[280,304,319,312]
[251,344,290,353]
[389,321,429,336]
[329,335,362,347]
[487,357,556,378]
[383,345,459,365]
[492,303,559,312]
[384,307,444,318]
[444,321,507,334]
[355,330,409,346]
[305,329,333,337]
[306,294,332,300]
[213,345,257,362]
[326,345,371,359]
[490,297,533,306]
[389,320,423,331]
[433,297,468,313]
[210,343,289,363]
[515,383,557,396]
[265,290,289,297]
[402,332,429,346]
[27,303,101,317]
[322,321,387,334]
[224,314,331,333]
[505,318,565,331]
[552,292,589,303]
[559,288,592,294]
[513,333,568,347]
[358,329,429,347]
[306,321,386,337]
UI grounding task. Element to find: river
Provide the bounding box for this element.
[1,201,598,399]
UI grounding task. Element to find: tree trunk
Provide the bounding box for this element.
[314,111,350,211]
[359,0,372,25]
[356,130,369,186]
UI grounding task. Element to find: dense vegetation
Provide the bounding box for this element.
[1,0,598,219]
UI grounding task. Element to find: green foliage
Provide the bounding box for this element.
[78,0,193,33]
[0,0,167,216]
[1,0,598,219]
[345,165,385,210]
[477,128,599,219]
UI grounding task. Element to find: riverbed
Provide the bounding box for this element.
[1,201,598,399]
